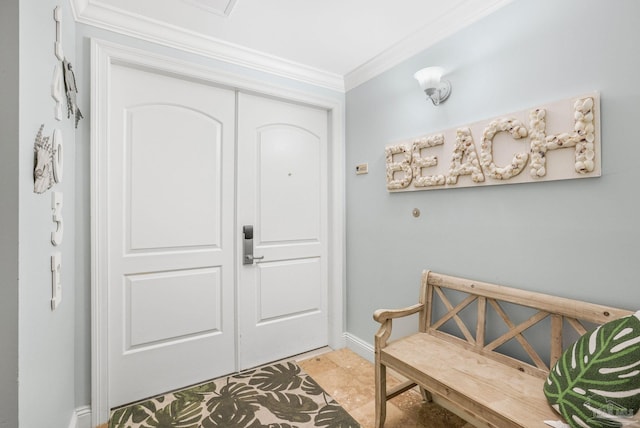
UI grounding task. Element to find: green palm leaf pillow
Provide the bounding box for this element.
[544,310,640,428]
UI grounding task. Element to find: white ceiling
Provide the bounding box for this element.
[71,0,512,90]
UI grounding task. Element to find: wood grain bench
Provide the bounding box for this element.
[373,270,633,428]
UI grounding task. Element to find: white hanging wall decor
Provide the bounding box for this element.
[385,93,600,192]
[53,6,64,61]
[63,59,83,128]
[52,6,64,121]
[33,125,63,193]
[53,5,83,128]
[48,7,66,312]
[51,192,64,246]
[33,124,54,194]
[51,128,63,183]
[52,64,63,121]
[51,252,62,310]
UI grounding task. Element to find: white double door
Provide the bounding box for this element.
[107,64,328,407]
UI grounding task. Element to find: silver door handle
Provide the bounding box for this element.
[242,225,264,265]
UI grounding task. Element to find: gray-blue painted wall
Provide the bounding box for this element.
[12,0,78,427]
[345,0,640,346]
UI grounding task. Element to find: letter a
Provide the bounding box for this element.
[446,127,484,185]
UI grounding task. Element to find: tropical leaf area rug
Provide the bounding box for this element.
[109,361,361,428]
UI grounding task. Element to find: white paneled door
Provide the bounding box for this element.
[106,65,329,408]
[237,93,328,370]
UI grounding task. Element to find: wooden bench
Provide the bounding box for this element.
[373,270,633,428]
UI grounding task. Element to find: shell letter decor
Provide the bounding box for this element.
[529,96,596,178]
[446,127,485,185]
[385,92,600,192]
[412,134,446,187]
[481,118,529,180]
[385,144,413,190]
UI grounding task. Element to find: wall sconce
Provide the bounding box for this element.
[414,67,451,106]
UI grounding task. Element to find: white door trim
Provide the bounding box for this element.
[90,38,346,427]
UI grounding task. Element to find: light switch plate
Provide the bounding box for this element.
[355,163,368,175]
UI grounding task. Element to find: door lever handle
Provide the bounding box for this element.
[243,225,264,265]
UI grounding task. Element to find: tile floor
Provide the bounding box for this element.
[297,348,474,428]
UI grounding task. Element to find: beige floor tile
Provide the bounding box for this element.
[390,390,467,427]
[302,348,470,428]
[325,348,371,369]
[350,400,420,428]
[298,353,340,375]
[346,400,377,428]
[308,366,375,413]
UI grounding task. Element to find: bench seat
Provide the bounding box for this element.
[381,332,557,427]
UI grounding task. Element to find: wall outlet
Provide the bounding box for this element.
[355,163,368,175]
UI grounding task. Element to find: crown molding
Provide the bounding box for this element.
[344,0,513,91]
[69,0,89,21]
[182,0,238,17]
[70,0,345,92]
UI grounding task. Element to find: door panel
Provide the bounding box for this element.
[108,64,236,406]
[127,105,222,250]
[258,125,321,243]
[257,258,322,321]
[126,268,222,348]
[238,93,328,369]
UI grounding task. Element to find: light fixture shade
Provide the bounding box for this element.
[414,66,451,105]
[413,67,444,91]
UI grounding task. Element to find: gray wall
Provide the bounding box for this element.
[0,1,20,426]
[17,1,77,427]
[345,0,640,345]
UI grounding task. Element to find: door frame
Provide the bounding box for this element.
[90,39,346,427]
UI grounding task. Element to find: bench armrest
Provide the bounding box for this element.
[373,303,424,350]
[373,303,424,324]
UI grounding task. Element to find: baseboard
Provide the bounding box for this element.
[343,332,374,363]
[69,406,92,428]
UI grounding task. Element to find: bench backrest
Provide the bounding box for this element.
[421,271,633,379]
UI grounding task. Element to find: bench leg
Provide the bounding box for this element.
[374,359,387,428]
[420,387,433,403]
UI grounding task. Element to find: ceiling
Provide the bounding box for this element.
[71,0,512,91]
